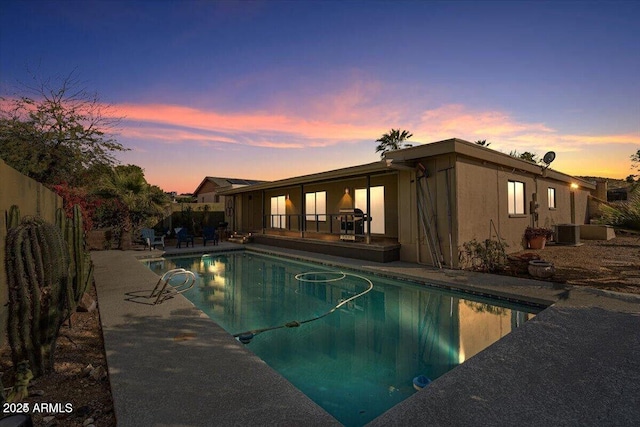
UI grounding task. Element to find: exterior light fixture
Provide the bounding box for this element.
[344,187,350,194]
[570,183,579,189]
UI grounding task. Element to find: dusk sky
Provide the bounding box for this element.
[1,0,638,194]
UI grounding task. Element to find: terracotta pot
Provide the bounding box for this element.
[527,236,547,249]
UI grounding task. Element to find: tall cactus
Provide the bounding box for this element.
[68,205,93,307]
[5,217,71,377]
[54,206,94,310]
[6,205,21,231]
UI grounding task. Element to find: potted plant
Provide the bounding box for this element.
[524,227,553,249]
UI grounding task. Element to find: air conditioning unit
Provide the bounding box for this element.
[555,224,581,245]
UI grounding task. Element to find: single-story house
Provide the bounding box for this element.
[218,138,595,266]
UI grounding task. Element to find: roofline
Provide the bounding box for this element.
[218,161,392,195]
[219,138,596,195]
[385,138,596,189]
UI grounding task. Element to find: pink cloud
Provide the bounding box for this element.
[415,104,553,140]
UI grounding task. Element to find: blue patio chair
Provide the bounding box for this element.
[203,226,219,246]
[175,227,194,248]
[141,228,165,251]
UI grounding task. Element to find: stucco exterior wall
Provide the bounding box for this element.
[455,156,593,261]
[0,159,63,346]
[397,154,456,266]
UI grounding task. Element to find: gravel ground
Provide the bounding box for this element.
[509,230,640,294]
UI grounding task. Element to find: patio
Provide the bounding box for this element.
[92,242,640,426]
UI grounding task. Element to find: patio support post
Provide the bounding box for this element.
[300,184,305,238]
[366,175,371,244]
[261,190,265,234]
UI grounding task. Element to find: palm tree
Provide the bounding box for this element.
[375,129,413,157]
[93,165,169,229]
[475,139,491,147]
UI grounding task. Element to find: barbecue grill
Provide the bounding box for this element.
[338,208,371,241]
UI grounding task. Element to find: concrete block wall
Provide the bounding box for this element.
[0,159,63,347]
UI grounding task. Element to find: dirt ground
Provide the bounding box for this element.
[509,230,640,295]
[1,230,638,426]
[1,285,115,427]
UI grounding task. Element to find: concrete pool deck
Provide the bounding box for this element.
[92,243,640,426]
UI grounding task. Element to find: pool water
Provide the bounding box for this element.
[142,251,538,426]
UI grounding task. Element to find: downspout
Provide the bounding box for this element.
[414,172,429,266]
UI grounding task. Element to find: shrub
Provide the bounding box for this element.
[459,238,508,273]
[598,186,640,230]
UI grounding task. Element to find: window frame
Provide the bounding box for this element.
[507,180,526,216]
[547,187,556,209]
[305,191,327,222]
[270,195,287,229]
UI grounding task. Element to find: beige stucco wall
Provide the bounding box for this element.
[397,153,457,266]
[0,159,63,346]
[455,156,592,261]
[397,155,593,268]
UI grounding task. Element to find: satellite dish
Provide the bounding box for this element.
[542,151,556,165]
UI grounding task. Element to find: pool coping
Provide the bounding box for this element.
[94,243,640,426]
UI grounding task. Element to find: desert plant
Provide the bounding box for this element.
[598,187,640,230]
[5,217,71,377]
[459,238,508,273]
[6,205,21,230]
[5,361,33,403]
[67,205,94,308]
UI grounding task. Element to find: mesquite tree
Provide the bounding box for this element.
[0,70,127,187]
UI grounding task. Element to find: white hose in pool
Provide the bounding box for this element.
[233,271,374,344]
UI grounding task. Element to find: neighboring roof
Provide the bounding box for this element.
[193,177,268,195]
[219,138,595,195]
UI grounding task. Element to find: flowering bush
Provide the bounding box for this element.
[524,226,553,240]
[52,182,95,232]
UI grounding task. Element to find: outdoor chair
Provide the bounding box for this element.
[203,226,219,246]
[141,228,165,251]
[175,227,194,248]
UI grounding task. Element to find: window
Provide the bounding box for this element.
[548,187,556,209]
[305,191,326,221]
[508,181,525,215]
[355,186,385,234]
[270,195,286,228]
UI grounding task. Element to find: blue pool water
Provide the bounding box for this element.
[142,251,539,426]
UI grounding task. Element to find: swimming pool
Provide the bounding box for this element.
[142,251,539,426]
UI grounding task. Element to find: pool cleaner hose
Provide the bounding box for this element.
[233,271,373,344]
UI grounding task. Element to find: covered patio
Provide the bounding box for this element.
[219,161,403,262]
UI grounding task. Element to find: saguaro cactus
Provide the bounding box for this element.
[5,217,71,377]
[55,206,94,310]
[6,205,21,231]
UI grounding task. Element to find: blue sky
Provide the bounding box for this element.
[1,0,638,193]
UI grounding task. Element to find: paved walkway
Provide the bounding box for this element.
[93,243,640,426]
